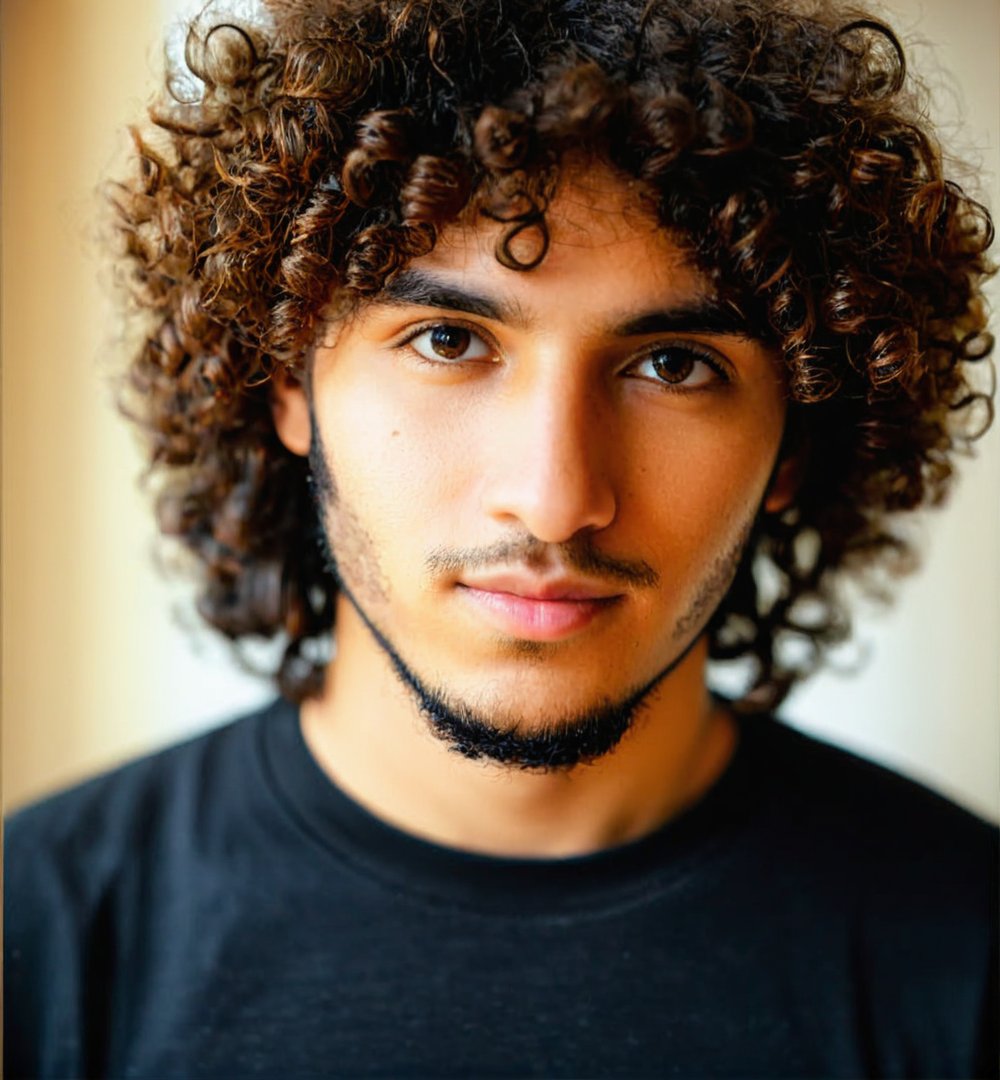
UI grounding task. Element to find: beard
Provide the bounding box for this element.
[334,573,704,770]
[308,410,749,772]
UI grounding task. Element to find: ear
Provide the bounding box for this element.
[271,368,311,457]
[764,452,805,514]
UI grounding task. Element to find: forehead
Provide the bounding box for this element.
[404,165,715,317]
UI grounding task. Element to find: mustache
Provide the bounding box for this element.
[424,536,660,589]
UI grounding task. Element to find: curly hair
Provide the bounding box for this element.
[111,0,995,709]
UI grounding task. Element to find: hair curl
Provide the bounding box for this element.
[111,0,995,709]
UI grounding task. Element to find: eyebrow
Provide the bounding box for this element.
[376,269,521,324]
[374,268,756,340]
[615,300,754,339]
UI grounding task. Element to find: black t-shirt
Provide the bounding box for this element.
[5,698,997,1079]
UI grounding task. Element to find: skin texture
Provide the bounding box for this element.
[273,169,796,856]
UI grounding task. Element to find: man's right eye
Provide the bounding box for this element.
[406,323,493,363]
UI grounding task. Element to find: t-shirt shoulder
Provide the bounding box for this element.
[3,700,293,1080]
[753,713,996,833]
[4,698,289,910]
[743,713,998,913]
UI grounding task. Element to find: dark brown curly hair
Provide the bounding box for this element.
[111,0,994,709]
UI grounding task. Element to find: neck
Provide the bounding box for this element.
[300,600,736,858]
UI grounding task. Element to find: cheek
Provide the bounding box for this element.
[314,378,466,559]
[632,406,782,528]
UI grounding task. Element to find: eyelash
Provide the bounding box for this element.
[396,319,498,366]
[627,342,732,392]
[394,321,732,391]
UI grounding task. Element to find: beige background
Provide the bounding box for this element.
[3,0,998,818]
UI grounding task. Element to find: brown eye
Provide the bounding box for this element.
[430,325,471,358]
[632,344,728,390]
[650,348,696,384]
[407,324,492,363]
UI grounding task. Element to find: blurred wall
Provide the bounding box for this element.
[1,0,273,813]
[2,0,998,818]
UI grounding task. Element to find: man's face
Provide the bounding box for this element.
[277,168,790,762]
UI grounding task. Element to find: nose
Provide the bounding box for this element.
[482,369,617,543]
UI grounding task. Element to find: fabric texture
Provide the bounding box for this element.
[5,697,997,1079]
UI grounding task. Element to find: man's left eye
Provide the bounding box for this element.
[631,345,728,389]
[407,324,492,362]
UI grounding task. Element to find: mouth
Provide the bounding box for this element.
[455,576,623,642]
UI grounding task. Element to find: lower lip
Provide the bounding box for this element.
[457,586,620,641]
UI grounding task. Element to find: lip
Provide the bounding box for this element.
[456,576,623,641]
[459,572,620,602]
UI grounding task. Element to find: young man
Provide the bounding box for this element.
[5,0,997,1076]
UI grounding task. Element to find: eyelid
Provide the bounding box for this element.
[640,337,731,371]
[394,317,501,359]
[627,338,734,386]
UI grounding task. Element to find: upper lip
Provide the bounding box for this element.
[458,572,622,602]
